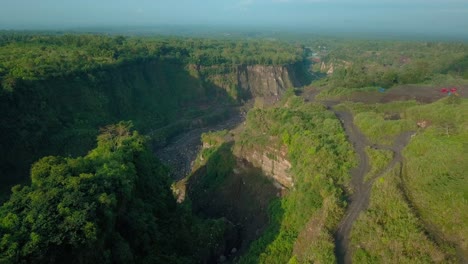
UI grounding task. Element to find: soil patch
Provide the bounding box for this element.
[349,85,468,104]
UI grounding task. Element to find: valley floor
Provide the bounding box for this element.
[154,108,246,180]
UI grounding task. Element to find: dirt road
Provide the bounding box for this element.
[323,101,414,264]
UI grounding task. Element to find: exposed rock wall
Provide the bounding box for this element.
[236,65,298,98]
[236,146,293,188]
[204,63,306,101]
[320,62,335,75]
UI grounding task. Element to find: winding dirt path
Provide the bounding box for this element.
[323,101,414,264]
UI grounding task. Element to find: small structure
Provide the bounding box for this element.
[441,87,459,97]
[417,120,429,128]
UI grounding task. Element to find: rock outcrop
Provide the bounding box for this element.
[321,62,335,75]
[236,146,293,188]
[203,63,306,101]
[236,65,299,98]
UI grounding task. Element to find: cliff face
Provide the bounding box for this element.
[236,146,293,188]
[320,62,335,75]
[204,63,306,101]
[236,65,298,98]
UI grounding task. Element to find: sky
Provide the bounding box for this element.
[1,0,468,36]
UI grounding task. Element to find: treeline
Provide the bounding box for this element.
[0,33,304,90]
[312,39,468,88]
[0,122,225,263]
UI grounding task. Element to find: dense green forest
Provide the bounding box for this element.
[309,39,468,88]
[0,33,303,89]
[0,122,225,263]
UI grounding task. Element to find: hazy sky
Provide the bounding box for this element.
[1,0,468,35]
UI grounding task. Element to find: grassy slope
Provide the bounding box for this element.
[404,99,468,258]
[335,101,418,145]
[364,147,393,182]
[351,166,454,263]
[338,97,467,261]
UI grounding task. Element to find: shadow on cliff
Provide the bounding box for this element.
[185,142,284,263]
[0,58,238,201]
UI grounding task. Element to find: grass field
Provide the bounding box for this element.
[335,101,417,145]
[364,147,393,182]
[339,97,468,261]
[350,165,457,263]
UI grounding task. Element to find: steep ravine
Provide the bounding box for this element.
[154,64,305,181]
[0,59,305,193]
[0,59,305,261]
[169,126,292,263]
[162,85,301,263]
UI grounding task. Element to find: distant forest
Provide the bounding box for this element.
[307,39,468,88]
[0,33,304,91]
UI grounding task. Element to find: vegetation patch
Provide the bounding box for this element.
[350,166,456,263]
[364,147,394,182]
[403,98,468,257]
[337,101,417,145]
[310,40,468,89]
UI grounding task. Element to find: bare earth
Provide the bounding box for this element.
[345,84,468,103]
[329,104,413,264]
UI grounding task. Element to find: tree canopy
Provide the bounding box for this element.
[0,122,224,263]
[0,33,304,91]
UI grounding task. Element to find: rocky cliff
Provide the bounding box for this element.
[237,65,299,97]
[203,63,307,101]
[235,145,293,188]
